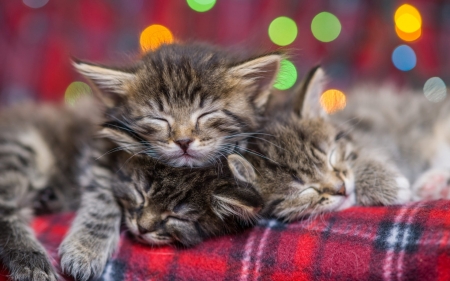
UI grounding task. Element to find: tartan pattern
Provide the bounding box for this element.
[1,200,450,281]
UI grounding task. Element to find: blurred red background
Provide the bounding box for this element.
[0,0,448,105]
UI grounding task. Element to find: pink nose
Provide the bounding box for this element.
[175,139,193,153]
[336,184,346,196]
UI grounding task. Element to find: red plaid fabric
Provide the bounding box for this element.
[1,200,449,281]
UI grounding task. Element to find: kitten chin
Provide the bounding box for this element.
[75,43,284,167]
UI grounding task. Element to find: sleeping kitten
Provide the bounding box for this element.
[335,84,450,202]
[59,152,262,281]
[58,43,281,280]
[116,153,262,247]
[75,42,282,167]
[0,102,98,281]
[241,67,411,222]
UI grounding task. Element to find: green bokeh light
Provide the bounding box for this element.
[187,0,216,12]
[274,59,297,90]
[268,17,298,46]
[65,81,92,106]
[311,12,341,42]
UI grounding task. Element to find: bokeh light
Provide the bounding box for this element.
[187,0,216,12]
[395,26,421,42]
[423,77,447,103]
[395,4,421,33]
[65,82,92,106]
[140,24,174,52]
[320,89,346,114]
[394,4,422,41]
[268,17,298,46]
[23,0,49,8]
[274,59,297,90]
[392,45,416,71]
[311,12,341,42]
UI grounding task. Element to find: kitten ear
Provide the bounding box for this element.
[228,54,282,109]
[293,66,327,119]
[73,59,137,107]
[213,185,262,223]
[227,154,256,183]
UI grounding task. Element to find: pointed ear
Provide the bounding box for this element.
[73,59,137,107]
[228,54,282,109]
[227,154,256,183]
[293,66,327,119]
[212,185,263,223]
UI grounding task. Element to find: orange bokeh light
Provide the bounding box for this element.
[394,4,422,42]
[140,24,174,52]
[395,26,421,42]
[320,89,346,114]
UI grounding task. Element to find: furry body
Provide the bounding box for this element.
[246,68,412,222]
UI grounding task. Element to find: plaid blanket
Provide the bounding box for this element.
[1,200,450,281]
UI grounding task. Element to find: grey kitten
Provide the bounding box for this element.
[240,67,411,222]
[75,42,282,167]
[0,102,98,281]
[115,153,262,247]
[335,83,450,201]
[58,150,262,281]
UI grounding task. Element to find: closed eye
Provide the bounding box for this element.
[153,117,169,123]
[291,174,305,185]
[197,110,218,121]
[167,216,191,222]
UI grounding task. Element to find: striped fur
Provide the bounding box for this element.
[0,101,98,281]
[74,43,282,167]
[246,67,411,222]
[111,153,263,248]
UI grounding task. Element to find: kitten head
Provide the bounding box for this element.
[113,154,262,247]
[250,67,357,221]
[74,43,282,167]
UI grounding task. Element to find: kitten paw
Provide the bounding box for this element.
[412,169,450,201]
[7,250,57,281]
[59,238,110,281]
[393,176,412,204]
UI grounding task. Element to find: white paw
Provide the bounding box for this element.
[412,169,450,201]
[59,236,113,281]
[394,176,412,204]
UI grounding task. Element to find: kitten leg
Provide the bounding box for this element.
[0,168,57,281]
[59,164,122,281]
[352,156,411,206]
[411,168,450,201]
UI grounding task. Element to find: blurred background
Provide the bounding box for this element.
[0,0,448,107]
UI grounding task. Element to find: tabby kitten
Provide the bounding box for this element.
[0,101,98,281]
[59,151,262,281]
[74,42,282,167]
[242,67,411,222]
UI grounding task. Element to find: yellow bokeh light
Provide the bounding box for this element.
[395,26,421,42]
[320,89,346,114]
[394,4,422,34]
[140,24,174,52]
